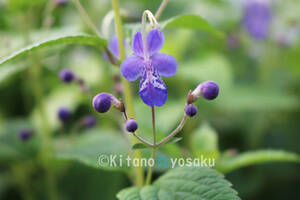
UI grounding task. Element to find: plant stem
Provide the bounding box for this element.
[155,0,168,20]
[156,114,188,146]
[72,0,101,37]
[146,107,157,185]
[112,0,144,186]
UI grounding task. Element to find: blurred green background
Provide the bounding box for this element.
[0,0,300,199]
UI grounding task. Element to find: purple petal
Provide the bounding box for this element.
[108,36,128,59]
[108,36,120,59]
[132,31,144,57]
[121,56,144,81]
[243,1,272,40]
[151,53,177,77]
[139,68,168,107]
[147,29,164,56]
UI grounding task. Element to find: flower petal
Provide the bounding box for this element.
[139,68,168,107]
[151,53,178,77]
[147,29,164,56]
[121,56,144,81]
[132,31,144,57]
[108,36,120,59]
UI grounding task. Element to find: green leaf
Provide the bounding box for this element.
[216,150,300,173]
[54,129,129,171]
[132,143,148,150]
[0,35,107,67]
[161,15,224,38]
[190,123,220,160]
[117,167,240,200]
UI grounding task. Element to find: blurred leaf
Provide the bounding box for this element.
[117,167,240,200]
[216,150,300,173]
[179,53,233,91]
[217,86,300,112]
[0,63,26,84]
[132,143,148,150]
[0,35,107,67]
[161,14,225,38]
[55,129,129,171]
[0,119,40,162]
[190,123,220,160]
[31,85,81,131]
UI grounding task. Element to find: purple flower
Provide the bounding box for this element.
[103,36,128,63]
[59,69,74,83]
[125,119,138,132]
[243,0,272,40]
[200,81,219,100]
[121,29,178,107]
[57,107,71,122]
[185,105,198,117]
[81,116,97,128]
[19,129,34,141]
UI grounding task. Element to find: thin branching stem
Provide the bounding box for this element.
[145,107,157,185]
[155,0,168,20]
[72,0,101,37]
[112,0,145,186]
[156,114,188,146]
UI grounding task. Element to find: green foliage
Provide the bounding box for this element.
[161,14,224,38]
[0,35,106,67]
[216,150,300,173]
[117,167,240,200]
[190,123,220,160]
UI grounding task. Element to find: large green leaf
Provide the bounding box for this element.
[161,15,224,38]
[216,150,300,173]
[54,129,129,171]
[0,35,107,66]
[117,167,240,200]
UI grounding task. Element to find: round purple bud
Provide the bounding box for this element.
[125,119,138,133]
[19,129,33,141]
[55,0,68,6]
[200,81,219,100]
[57,107,71,122]
[92,93,112,113]
[59,69,74,83]
[82,116,97,128]
[185,105,198,117]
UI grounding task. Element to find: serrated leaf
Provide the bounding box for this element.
[161,14,224,38]
[132,143,148,150]
[216,150,300,173]
[0,35,107,67]
[117,167,240,200]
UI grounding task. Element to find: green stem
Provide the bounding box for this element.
[146,107,157,185]
[112,0,144,186]
[72,0,101,37]
[155,0,168,20]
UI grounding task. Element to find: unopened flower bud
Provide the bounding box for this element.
[81,116,97,128]
[92,93,125,113]
[19,129,34,141]
[125,119,138,132]
[55,0,68,6]
[59,69,74,83]
[185,105,198,117]
[191,81,219,102]
[57,107,71,122]
[93,93,112,113]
